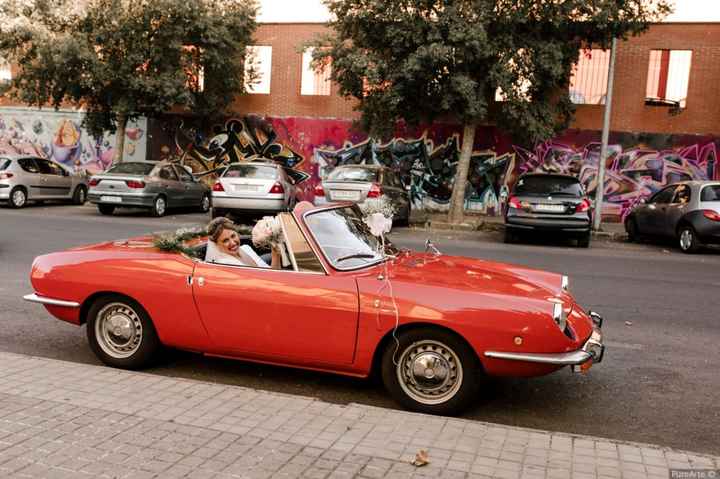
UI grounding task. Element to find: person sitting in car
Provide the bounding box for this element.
[205,217,280,269]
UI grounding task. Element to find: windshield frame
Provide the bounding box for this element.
[301,204,394,272]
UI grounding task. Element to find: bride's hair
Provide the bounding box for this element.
[207,217,236,243]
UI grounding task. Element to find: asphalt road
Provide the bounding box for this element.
[1,202,719,455]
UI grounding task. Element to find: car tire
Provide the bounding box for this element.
[72,185,87,205]
[504,228,518,244]
[625,217,639,242]
[211,207,226,219]
[678,225,701,254]
[577,233,591,248]
[9,187,27,208]
[151,195,167,217]
[98,204,115,215]
[200,193,211,213]
[86,295,160,369]
[381,327,481,415]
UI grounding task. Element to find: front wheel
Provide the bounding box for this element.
[72,185,87,205]
[381,328,481,415]
[678,226,701,254]
[625,217,639,242]
[86,295,160,369]
[151,195,167,217]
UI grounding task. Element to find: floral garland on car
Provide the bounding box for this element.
[152,225,252,258]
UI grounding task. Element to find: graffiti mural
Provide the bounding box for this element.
[0,107,147,174]
[148,114,718,221]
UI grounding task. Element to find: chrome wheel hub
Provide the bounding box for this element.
[680,230,692,250]
[397,340,463,405]
[202,196,210,211]
[95,303,142,359]
[12,190,26,206]
[156,198,166,215]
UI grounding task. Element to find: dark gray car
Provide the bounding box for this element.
[88,162,211,217]
[0,155,88,208]
[504,173,593,247]
[313,165,411,225]
[624,181,720,253]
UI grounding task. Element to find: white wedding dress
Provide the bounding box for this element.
[205,240,269,268]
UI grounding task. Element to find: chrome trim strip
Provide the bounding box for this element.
[23,293,80,308]
[484,349,591,365]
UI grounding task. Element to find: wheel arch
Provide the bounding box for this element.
[79,291,149,326]
[369,322,483,379]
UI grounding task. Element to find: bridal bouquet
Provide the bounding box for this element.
[252,216,284,249]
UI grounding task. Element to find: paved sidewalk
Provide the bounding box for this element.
[0,352,716,479]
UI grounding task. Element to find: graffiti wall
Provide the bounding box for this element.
[147,114,718,222]
[0,107,147,174]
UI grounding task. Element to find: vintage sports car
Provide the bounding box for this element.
[24,202,604,415]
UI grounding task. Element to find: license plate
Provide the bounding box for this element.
[535,203,564,212]
[332,190,360,200]
[234,184,259,192]
[100,195,122,203]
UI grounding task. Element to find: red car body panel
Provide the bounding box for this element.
[29,207,597,379]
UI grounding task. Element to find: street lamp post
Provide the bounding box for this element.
[593,37,618,232]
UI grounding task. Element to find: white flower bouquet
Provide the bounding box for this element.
[252,216,284,249]
[358,196,396,218]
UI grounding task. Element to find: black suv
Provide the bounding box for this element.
[504,173,593,247]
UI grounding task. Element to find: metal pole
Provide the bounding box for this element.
[593,37,617,231]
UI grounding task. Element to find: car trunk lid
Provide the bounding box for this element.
[90,174,148,193]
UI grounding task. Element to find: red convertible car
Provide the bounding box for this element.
[25,202,604,415]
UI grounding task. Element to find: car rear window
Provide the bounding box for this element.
[107,163,154,175]
[327,167,378,182]
[701,185,720,202]
[224,164,278,179]
[513,176,584,196]
[0,159,9,170]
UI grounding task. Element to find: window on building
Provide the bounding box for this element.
[301,48,331,96]
[569,49,610,105]
[645,50,692,108]
[0,58,11,84]
[245,46,272,94]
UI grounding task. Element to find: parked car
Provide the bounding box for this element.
[624,181,720,253]
[87,161,211,217]
[211,161,308,218]
[504,173,593,247]
[24,202,604,415]
[314,165,411,226]
[0,155,88,208]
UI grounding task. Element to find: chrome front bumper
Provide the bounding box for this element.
[484,311,605,366]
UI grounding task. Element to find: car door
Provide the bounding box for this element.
[638,185,676,235]
[191,214,359,365]
[173,164,203,206]
[156,164,184,207]
[664,184,692,236]
[37,159,72,198]
[16,158,45,199]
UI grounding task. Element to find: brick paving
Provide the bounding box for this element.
[0,352,717,479]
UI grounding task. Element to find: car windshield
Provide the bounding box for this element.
[304,206,396,270]
[700,185,720,202]
[107,163,154,175]
[0,158,9,170]
[514,176,584,196]
[224,164,277,179]
[327,167,378,182]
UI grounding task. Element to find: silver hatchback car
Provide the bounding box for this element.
[0,155,88,208]
[88,161,211,217]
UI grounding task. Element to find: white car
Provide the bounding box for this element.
[211,161,309,218]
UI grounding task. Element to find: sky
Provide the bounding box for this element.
[257,0,720,23]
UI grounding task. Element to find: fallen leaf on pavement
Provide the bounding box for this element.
[411,449,429,467]
[625,321,633,326]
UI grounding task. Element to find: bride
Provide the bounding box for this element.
[205,217,281,269]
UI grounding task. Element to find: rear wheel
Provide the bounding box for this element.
[504,228,518,244]
[211,207,226,219]
[98,204,115,215]
[86,295,160,369]
[151,195,167,217]
[9,187,27,208]
[625,217,639,242]
[72,185,87,205]
[577,232,591,248]
[381,327,481,415]
[678,225,701,254]
[200,193,211,213]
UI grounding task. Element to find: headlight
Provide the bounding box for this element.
[561,275,569,292]
[552,303,567,332]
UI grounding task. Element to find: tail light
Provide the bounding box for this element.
[212,181,224,192]
[703,209,720,221]
[575,199,591,213]
[125,180,145,189]
[269,182,284,194]
[314,183,325,197]
[88,178,100,187]
[367,183,382,198]
[0,172,13,179]
[508,196,522,209]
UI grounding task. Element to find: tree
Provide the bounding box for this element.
[0,0,257,164]
[312,0,671,223]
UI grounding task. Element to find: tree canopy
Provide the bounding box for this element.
[0,0,257,161]
[312,0,671,221]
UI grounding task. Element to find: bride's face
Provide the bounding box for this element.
[216,228,240,255]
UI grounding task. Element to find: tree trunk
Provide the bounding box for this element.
[447,122,477,224]
[113,113,128,166]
